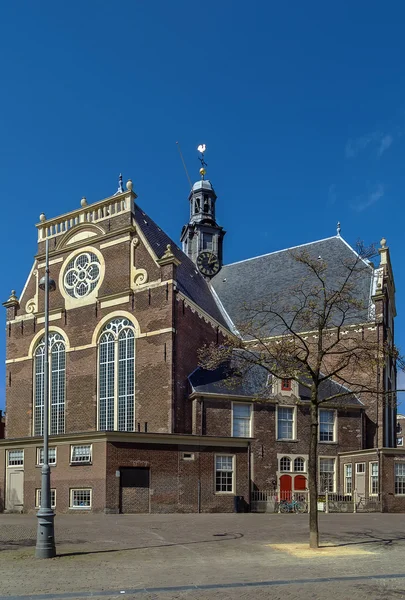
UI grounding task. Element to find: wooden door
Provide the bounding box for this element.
[279,474,292,501]
[6,470,24,512]
[120,467,150,513]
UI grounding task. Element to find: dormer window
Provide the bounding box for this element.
[281,378,292,391]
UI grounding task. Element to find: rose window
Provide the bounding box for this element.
[63,252,101,298]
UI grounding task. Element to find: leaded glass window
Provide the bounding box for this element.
[34,332,66,436]
[63,252,101,299]
[98,318,135,432]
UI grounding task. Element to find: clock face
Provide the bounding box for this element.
[197,251,220,277]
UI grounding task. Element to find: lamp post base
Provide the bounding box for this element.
[35,508,56,558]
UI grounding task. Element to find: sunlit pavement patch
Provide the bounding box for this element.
[267,543,375,557]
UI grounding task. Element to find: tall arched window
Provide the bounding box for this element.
[34,332,66,436]
[98,318,135,432]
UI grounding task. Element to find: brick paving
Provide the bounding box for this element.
[1,513,405,599]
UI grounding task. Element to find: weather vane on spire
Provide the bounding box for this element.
[197,144,207,180]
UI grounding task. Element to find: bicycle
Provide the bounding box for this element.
[279,498,308,513]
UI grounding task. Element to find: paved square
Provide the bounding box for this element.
[1,513,405,599]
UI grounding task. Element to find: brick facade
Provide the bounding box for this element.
[1,182,401,514]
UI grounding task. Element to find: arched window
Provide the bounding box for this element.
[34,332,66,436]
[280,456,291,472]
[98,318,135,432]
[294,457,305,472]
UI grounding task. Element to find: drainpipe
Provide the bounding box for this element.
[247,442,251,512]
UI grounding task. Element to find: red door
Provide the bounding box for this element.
[294,475,307,491]
[279,474,292,501]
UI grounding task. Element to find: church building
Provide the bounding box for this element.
[1,159,404,514]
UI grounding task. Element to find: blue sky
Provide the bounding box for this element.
[0,1,404,410]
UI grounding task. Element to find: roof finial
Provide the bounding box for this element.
[113,173,124,196]
[197,144,207,180]
[337,221,341,236]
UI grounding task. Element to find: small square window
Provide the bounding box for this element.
[281,379,292,391]
[182,452,195,461]
[37,447,57,466]
[356,463,365,474]
[8,450,24,466]
[71,445,92,464]
[70,489,92,508]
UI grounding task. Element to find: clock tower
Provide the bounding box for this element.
[180,146,225,277]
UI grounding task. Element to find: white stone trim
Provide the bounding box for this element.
[100,235,131,249]
[99,295,130,309]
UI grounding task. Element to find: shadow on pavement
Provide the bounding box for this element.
[57,531,244,557]
[324,530,405,548]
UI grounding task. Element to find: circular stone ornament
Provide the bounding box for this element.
[63,252,101,299]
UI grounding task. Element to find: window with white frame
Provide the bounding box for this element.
[319,409,336,442]
[344,463,352,494]
[215,455,234,493]
[294,457,305,472]
[98,318,135,432]
[8,450,24,466]
[319,458,335,492]
[395,463,405,495]
[34,332,66,436]
[36,488,56,508]
[398,437,403,447]
[370,462,378,496]
[70,488,92,508]
[277,406,295,440]
[232,403,252,437]
[71,445,92,464]
[280,456,291,472]
[37,447,57,465]
[356,462,365,474]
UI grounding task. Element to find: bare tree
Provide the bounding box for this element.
[200,248,396,548]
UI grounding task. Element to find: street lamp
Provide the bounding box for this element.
[35,236,56,558]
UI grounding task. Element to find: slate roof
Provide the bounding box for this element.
[134,203,229,329]
[211,236,374,339]
[189,362,363,407]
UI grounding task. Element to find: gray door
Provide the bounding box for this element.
[6,470,24,512]
[120,467,150,513]
[355,463,366,497]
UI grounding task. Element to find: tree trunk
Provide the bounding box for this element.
[308,398,319,548]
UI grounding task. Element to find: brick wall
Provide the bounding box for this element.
[106,441,249,514]
[174,298,224,434]
[200,397,363,491]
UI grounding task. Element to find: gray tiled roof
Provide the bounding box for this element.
[134,204,229,329]
[189,362,363,407]
[211,236,374,339]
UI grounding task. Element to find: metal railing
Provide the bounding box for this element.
[251,490,308,513]
[321,490,381,513]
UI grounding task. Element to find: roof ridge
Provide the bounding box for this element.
[222,235,346,267]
